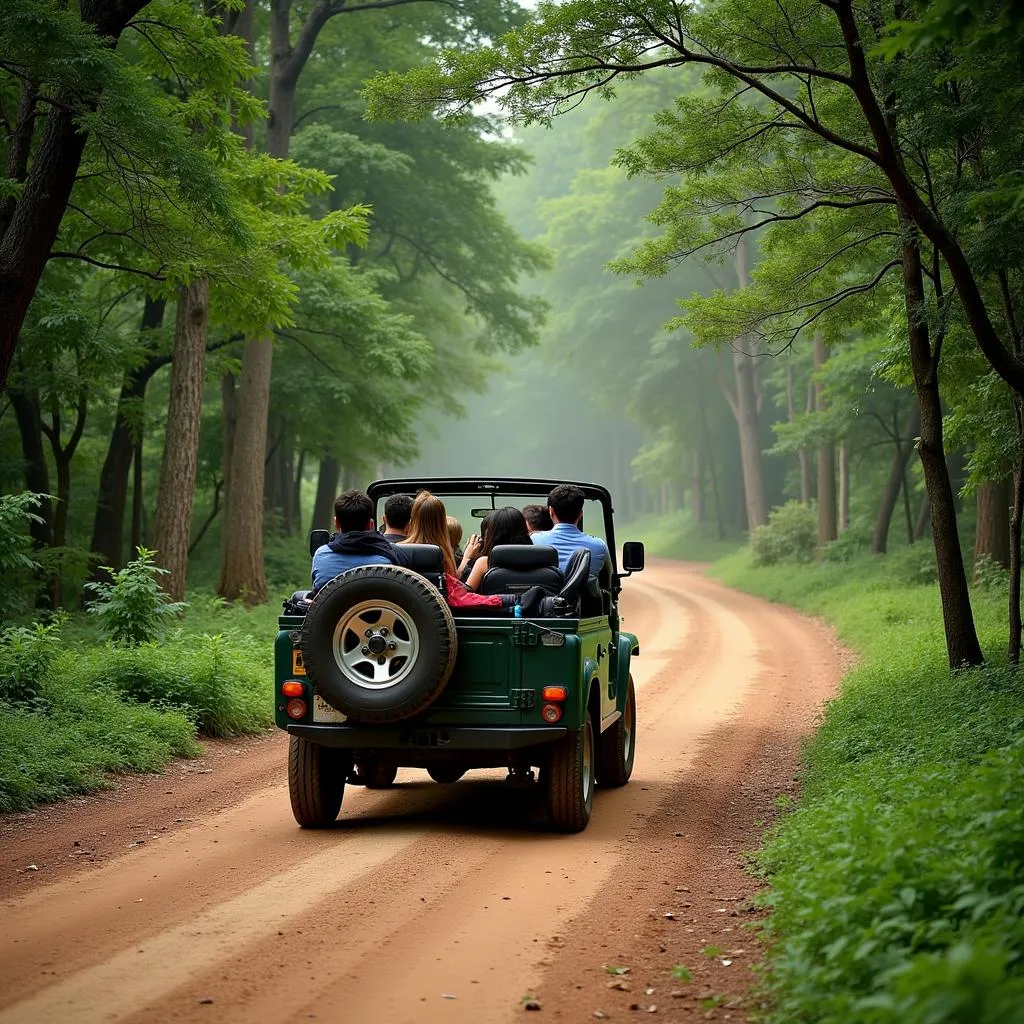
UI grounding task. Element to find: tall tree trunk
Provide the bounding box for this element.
[10,389,53,547]
[220,370,237,564]
[838,441,850,532]
[814,334,837,545]
[974,480,1011,577]
[698,393,724,539]
[152,281,209,602]
[131,437,144,553]
[786,360,812,504]
[311,456,340,533]
[217,4,276,602]
[218,339,273,604]
[1010,438,1024,664]
[732,239,768,531]
[900,227,983,668]
[0,2,148,390]
[914,489,931,542]
[691,447,704,524]
[89,296,166,574]
[871,403,921,554]
[292,449,305,534]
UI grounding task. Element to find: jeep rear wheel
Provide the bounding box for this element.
[300,565,457,724]
[427,765,466,784]
[596,674,636,788]
[288,735,349,828]
[544,717,595,833]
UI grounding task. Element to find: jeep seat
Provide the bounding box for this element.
[480,545,563,596]
[395,543,446,594]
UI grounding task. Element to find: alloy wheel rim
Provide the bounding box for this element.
[332,599,419,690]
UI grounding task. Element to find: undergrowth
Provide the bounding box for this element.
[712,549,1024,1023]
[0,601,275,814]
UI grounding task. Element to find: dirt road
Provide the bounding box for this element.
[0,562,843,1024]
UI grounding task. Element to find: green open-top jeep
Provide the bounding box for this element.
[274,477,644,832]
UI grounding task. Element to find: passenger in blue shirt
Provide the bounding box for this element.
[311,490,400,591]
[529,484,610,577]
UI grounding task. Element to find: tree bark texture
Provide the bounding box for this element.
[814,335,837,546]
[974,480,1011,576]
[218,338,273,605]
[152,281,210,602]
[89,296,167,575]
[0,1,149,391]
[900,227,983,668]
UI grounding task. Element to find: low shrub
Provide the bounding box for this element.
[73,631,273,738]
[84,548,187,645]
[0,617,64,705]
[751,500,818,566]
[0,672,197,813]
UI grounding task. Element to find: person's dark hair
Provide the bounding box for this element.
[481,506,531,557]
[334,490,374,533]
[547,484,585,524]
[522,504,553,532]
[383,493,414,531]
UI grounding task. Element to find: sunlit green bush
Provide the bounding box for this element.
[84,548,186,645]
[751,500,818,566]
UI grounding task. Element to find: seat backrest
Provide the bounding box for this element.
[481,544,563,596]
[396,543,445,592]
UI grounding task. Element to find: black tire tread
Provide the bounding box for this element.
[596,675,636,788]
[300,565,458,724]
[546,718,594,833]
[288,735,345,828]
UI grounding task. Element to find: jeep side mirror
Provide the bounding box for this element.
[309,529,330,558]
[622,541,645,574]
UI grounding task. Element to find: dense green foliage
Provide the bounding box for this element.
[84,549,186,646]
[713,552,1024,1022]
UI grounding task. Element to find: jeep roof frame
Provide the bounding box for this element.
[367,477,619,576]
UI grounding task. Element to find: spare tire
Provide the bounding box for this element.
[300,565,457,724]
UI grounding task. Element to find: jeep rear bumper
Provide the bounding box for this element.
[287,724,568,750]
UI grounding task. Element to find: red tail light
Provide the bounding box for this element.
[281,680,305,697]
[286,698,307,720]
[541,685,567,701]
[541,703,563,723]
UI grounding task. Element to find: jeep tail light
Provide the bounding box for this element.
[541,686,567,701]
[286,698,307,720]
[541,703,562,723]
[281,680,305,697]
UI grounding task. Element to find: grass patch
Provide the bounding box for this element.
[627,511,742,562]
[0,679,198,813]
[0,592,277,814]
[712,548,1024,1023]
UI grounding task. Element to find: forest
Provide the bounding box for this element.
[2,1,1024,1021]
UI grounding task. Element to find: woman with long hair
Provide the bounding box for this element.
[464,506,532,591]
[402,491,457,575]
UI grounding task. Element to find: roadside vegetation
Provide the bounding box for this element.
[711,546,1024,1022]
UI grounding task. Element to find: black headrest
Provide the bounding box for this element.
[397,543,444,573]
[489,544,557,570]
